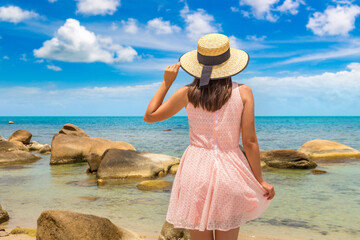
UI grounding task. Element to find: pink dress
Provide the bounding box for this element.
[165,80,271,231]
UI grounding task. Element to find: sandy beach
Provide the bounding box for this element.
[0,234,35,240]
[0,227,300,240]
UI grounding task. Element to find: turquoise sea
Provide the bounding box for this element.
[0,116,360,240]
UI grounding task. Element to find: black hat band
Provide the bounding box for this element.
[197,48,231,88]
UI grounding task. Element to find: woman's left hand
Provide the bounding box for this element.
[164,62,181,86]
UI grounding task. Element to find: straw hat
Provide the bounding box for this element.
[179,33,249,88]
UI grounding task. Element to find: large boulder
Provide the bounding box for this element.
[0,204,9,224]
[50,124,135,165]
[97,149,180,180]
[0,141,28,152]
[298,139,360,159]
[58,123,89,137]
[136,180,172,191]
[160,221,190,240]
[260,149,317,169]
[0,140,40,166]
[36,209,141,240]
[0,150,41,166]
[8,129,32,144]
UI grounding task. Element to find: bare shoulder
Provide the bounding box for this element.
[237,83,252,94]
[179,85,190,96]
[176,85,189,105]
[237,83,253,105]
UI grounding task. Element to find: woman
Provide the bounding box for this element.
[144,33,275,240]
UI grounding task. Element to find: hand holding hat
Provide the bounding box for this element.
[164,62,181,87]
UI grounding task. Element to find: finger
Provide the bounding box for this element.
[268,193,274,200]
[176,62,181,68]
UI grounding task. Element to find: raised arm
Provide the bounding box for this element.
[144,62,188,123]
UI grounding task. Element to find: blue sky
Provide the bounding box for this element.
[0,0,360,116]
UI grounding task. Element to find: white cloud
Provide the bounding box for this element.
[0,82,163,102]
[88,21,192,52]
[47,65,62,71]
[146,17,181,34]
[0,5,38,23]
[225,35,271,51]
[33,18,137,64]
[229,35,240,49]
[240,0,279,22]
[110,22,118,30]
[76,0,121,16]
[121,18,138,34]
[241,10,251,18]
[246,35,267,41]
[1,64,360,116]
[249,62,360,99]
[242,62,360,115]
[180,3,220,40]
[306,4,360,36]
[239,0,304,22]
[3,56,9,60]
[230,6,240,12]
[35,59,44,63]
[48,0,58,3]
[20,53,27,61]
[0,82,169,116]
[277,0,304,15]
[84,8,268,54]
[278,43,360,65]
[332,0,354,4]
[115,57,180,72]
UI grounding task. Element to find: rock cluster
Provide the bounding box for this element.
[260,149,317,169]
[0,133,41,166]
[50,124,136,165]
[298,139,360,159]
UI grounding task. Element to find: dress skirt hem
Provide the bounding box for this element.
[165,216,249,232]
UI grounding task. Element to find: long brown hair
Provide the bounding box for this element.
[185,77,233,112]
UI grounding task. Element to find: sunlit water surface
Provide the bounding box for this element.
[0,116,359,240]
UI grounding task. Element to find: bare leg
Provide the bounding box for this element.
[188,229,214,240]
[214,227,240,240]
